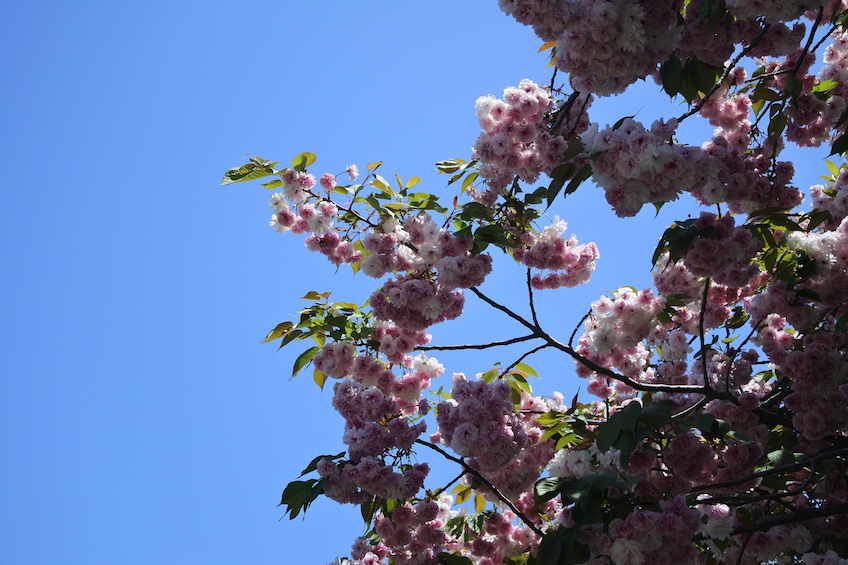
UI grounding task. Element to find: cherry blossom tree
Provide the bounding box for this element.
[224,1,848,564]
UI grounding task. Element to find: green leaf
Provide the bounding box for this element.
[436,159,464,174]
[536,532,564,565]
[596,401,641,453]
[480,368,499,384]
[262,321,293,343]
[535,477,564,504]
[291,152,317,172]
[638,401,672,429]
[826,159,840,177]
[524,186,547,205]
[474,494,486,514]
[564,164,592,196]
[830,132,848,156]
[371,174,390,192]
[313,369,328,389]
[784,75,802,99]
[452,484,472,504]
[555,433,579,450]
[752,84,782,103]
[360,495,377,527]
[768,113,787,141]
[660,54,682,97]
[280,478,325,519]
[813,78,838,94]
[725,306,750,329]
[461,171,479,191]
[513,362,538,378]
[261,178,283,190]
[438,553,475,565]
[292,346,321,378]
[221,163,275,185]
[767,448,796,467]
[835,309,848,334]
[546,163,574,209]
[561,139,585,162]
[735,507,754,530]
[475,224,512,247]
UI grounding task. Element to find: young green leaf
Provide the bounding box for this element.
[292,346,321,378]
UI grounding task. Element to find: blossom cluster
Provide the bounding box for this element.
[581,287,666,356]
[580,117,701,217]
[268,168,362,266]
[500,0,680,95]
[811,166,848,224]
[369,498,453,565]
[546,441,623,479]
[678,212,761,287]
[576,497,702,565]
[512,217,600,289]
[317,379,429,502]
[725,0,830,22]
[435,374,529,472]
[471,79,591,200]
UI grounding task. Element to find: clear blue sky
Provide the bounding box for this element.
[0,2,828,564]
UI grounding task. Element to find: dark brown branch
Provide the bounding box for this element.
[549,340,711,394]
[678,22,772,123]
[526,269,540,328]
[470,287,539,333]
[569,310,592,349]
[505,343,550,374]
[699,278,711,389]
[790,7,824,78]
[416,334,538,352]
[734,532,753,565]
[415,439,545,537]
[471,287,712,394]
[695,461,817,506]
[690,447,848,493]
[551,91,579,135]
[730,502,848,535]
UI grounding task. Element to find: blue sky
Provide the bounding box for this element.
[0,2,829,564]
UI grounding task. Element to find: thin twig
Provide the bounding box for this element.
[790,7,824,78]
[699,278,712,389]
[569,310,592,348]
[526,269,541,328]
[504,343,550,374]
[734,532,753,565]
[470,287,538,333]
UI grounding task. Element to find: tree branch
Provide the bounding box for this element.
[690,447,848,493]
[471,287,712,394]
[731,502,848,535]
[415,439,545,537]
[527,269,540,329]
[416,334,538,352]
[470,287,539,333]
[699,278,711,389]
[678,22,772,123]
[505,343,550,373]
